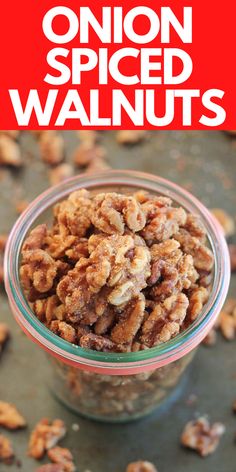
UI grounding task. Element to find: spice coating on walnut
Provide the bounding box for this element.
[28,418,66,459]
[181,417,225,456]
[20,188,213,352]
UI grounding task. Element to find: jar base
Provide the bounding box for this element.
[49,372,188,424]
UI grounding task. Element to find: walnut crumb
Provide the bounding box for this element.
[126,461,158,472]
[0,401,26,430]
[48,446,76,472]
[0,434,14,464]
[28,418,66,459]
[181,417,225,456]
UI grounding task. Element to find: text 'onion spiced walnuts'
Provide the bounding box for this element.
[20,189,214,352]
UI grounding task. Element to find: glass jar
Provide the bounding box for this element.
[4,171,230,422]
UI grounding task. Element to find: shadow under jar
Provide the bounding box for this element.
[4,171,230,422]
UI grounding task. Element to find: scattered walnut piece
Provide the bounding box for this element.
[48,446,76,472]
[116,130,147,145]
[85,157,111,173]
[0,323,10,354]
[73,143,106,168]
[0,135,22,167]
[211,208,235,238]
[228,244,236,272]
[90,193,146,234]
[36,465,64,472]
[141,293,189,347]
[0,434,14,464]
[76,130,99,146]
[126,461,158,472]
[39,132,65,166]
[0,130,19,140]
[181,417,225,456]
[218,310,235,340]
[202,328,217,346]
[15,199,29,215]
[0,402,26,430]
[48,164,74,186]
[28,418,66,459]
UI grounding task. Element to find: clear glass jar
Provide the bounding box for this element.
[4,171,230,422]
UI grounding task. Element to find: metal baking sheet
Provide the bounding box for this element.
[0,130,235,472]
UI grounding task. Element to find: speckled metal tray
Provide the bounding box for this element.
[0,131,235,472]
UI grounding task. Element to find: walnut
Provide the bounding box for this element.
[141,293,189,347]
[148,239,182,285]
[76,130,99,146]
[54,189,92,238]
[86,156,111,173]
[39,131,65,166]
[141,200,187,245]
[73,143,106,168]
[116,130,147,145]
[0,134,22,167]
[94,307,115,335]
[211,208,235,238]
[22,225,47,252]
[50,321,76,343]
[126,461,158,472]
[0,402,26,430]
[175,229,214,271]
[0,130,19,139]
[47,446,76,472]
[49,164,74,186]
[150,240,198,301]
[32,295,62,323]
[28,418,66,459]
[0,434,14,464]
[181,417,225,456]
[21,249,58,293]
[215,298,236,340]
[0,323,10,354]
[80,333,121,352]
[90,193,146,234]
[187,286,209,321]
[111,294,145,345]
[229,244,236,272]
[183,214,207,242]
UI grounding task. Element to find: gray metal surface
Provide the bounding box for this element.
[0,131,235,472]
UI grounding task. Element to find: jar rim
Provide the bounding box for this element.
[4,170,230,374]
